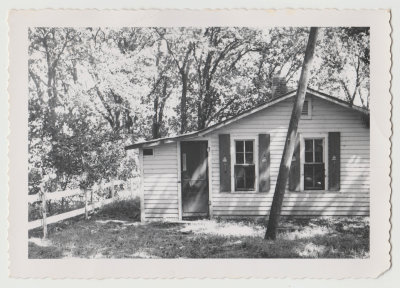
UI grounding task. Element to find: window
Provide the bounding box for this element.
[234,140,255,190]
[304,139,325,190]
[143,148,154,156]
[301,99,312,119]
[302,100,309,115]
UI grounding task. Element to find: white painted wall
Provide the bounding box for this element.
[141,94,370,219]
[208,95,370,217]
[142,143,179,220]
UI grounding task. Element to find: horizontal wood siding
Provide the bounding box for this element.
[142,143,179,220]
[209,95,370,217]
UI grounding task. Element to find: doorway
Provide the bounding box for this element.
[180,141,209,218]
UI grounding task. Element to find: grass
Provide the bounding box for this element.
[28,198,369,259]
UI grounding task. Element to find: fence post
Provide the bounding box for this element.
[61,197,65,212]
[99,182,103,200]
[84,188,88,220]
[40,190,47,239]
[129,178,134,197]
[111,179,115,199]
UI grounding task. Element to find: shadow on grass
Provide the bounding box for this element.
[28,203,369,259]
[28,242,64,259]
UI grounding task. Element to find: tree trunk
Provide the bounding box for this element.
[180,70,188,133]
[265,27,320,240]
[152,95,160,139]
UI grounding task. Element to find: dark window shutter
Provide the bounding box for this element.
[219,134,231,192]
[328,132,341,191]
[258,134,270,192]
[289,137,301,191]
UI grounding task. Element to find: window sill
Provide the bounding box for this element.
[289,190,339,193]
[219,191,271,194]
[234,190,255,193]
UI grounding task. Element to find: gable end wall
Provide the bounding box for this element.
[208,95,370,217]
[140,95,369,219]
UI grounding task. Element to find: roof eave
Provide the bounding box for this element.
[124,131,201,150]
[308,88,369,115]
[124,88,369,150]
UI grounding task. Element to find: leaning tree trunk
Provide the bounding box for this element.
[152,95,160,139]
[265,27,320,240]
[180,72,188,134]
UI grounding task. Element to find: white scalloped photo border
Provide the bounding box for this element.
[7,9,392,279]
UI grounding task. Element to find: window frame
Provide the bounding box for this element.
[299,133,328,192]
[230,136,258,192]
[143,148,154,157]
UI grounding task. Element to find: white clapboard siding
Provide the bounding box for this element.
[142,143,179,220]
[213,209,369,217]
[144,199,178,204]
[208,95,370,217]
[140,94,369,219]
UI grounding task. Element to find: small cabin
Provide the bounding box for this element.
[125,88,370,221]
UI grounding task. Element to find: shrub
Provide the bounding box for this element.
[95,197,141,221]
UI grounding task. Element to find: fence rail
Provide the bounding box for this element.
[28,179,138,237]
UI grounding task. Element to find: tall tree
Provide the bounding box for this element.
[29,27,139,193]
[265,27,320,240]
[311,27,370,107]
[191,27,309,129]
[28,27,84,191]
[85,28,137,135]
[28,26,368,196]
[191,27,254,130]
[156,28,195,134]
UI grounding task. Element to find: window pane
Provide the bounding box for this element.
[236,141,244,153]
[236,152,244,164]
[314,139,323,162]
[245,165,255,189]
[314,163,325,189]
[304,163,325,190]
[235,165,245,189]
[305,139,313,152]
[314,151,323,162]
[235,165,255,190]
[245,152,253,164]
[305,151,313,163]
[245,141,253,152]
[143,148,153,156]
[236,177,245,189]
[235,165,245,177]
[302,100,309,115]
[304,164,314,189]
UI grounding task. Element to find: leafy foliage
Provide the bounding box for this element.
[28,27,369,194]
[311,27,370,107]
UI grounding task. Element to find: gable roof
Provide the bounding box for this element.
[125,88,369,150]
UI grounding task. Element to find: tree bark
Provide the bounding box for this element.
[265,27,320,240]
[180,71,188,133]
[152,79,171,139]
[152,94,159,139]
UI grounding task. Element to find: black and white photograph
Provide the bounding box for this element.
[26,24,371,259]
[7,9,391,279]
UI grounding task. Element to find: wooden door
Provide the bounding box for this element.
[181,141,209,218]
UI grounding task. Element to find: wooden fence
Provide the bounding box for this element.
[28,179,138,237]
